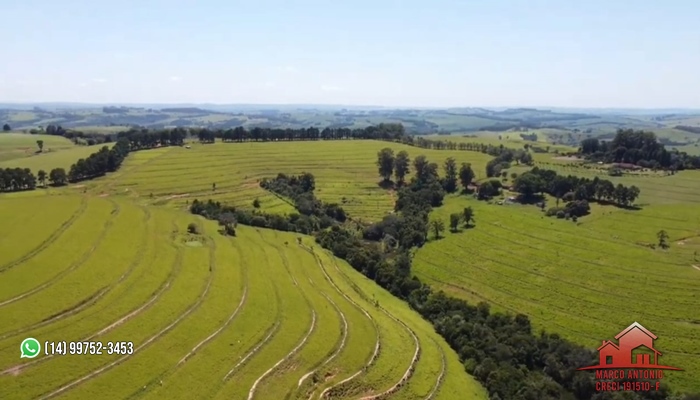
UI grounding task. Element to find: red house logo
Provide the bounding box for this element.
[578,322,681,371]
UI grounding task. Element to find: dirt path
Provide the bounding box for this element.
[425,342,446,400]
[247,311,317,400]
[693,265,700,272]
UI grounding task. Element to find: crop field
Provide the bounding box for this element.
[0,189,486,400]
[0,134,76,163]
[93,140,495,221]
[3,135,700,396]
[0,134,112,171]
[412,180,700,392]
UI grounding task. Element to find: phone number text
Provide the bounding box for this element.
[44,341,134,356]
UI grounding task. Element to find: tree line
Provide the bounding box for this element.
[190,172,348,236]
[0,138,131,193]
[580,129,700,170]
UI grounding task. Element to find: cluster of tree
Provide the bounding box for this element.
[259,173,347,222]
[580,129,700,170]
[0,136,131,193]
[67,138,130,183]
[116,128,187,150]
[513,167,641,208]
[0,168,36,192]
[448,206,475,232]
[674,125,700,134]
[520,132,538,141]
[486,148,534,177]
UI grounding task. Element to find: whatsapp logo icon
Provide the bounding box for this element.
[20,338,41,358]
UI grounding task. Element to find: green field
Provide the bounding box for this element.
[2,135,700,397]
[0,188,486,399]
[0,133,112,171]
[90,140,495,221]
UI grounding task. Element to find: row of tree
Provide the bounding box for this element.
[580,129,700,170]
[116,128,187,150]
[0,138,131,193]
[376,148,476,194]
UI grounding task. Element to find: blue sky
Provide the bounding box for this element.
[2,0,699,107]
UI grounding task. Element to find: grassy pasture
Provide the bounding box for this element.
[0,134,75,163]
[413,191,700,392]
[0,189,486,399]
[0,139,113,172]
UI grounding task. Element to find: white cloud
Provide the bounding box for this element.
[91,78,107,83]
[170,76,183,82]
[320,85,342,92]
[264,81,276,88]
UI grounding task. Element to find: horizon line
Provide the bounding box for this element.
[1,101,700,112]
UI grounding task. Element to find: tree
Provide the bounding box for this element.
[413,155,429,182]
[376,148,395,182]
[513,172,543,199]
[430,218,445,239]
[510,172,518,180]
[2,123,10,132]
[449,213,461,232]
[459,162,475,191]
[394,150,410,185]
[657,230,669,249]
[37,140,44,152]
[442,157,458,193]
[218,212,237,236]
[253,198,261,208]
[48,168,67,186]
[187,223,199,234]
[37,169,47,187]
[463,206,475,227]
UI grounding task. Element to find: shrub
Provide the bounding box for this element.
[187,222,199,234]
[253,198,261,208]
[556,210,565,219]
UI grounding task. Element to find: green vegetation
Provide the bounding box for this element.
[1,121,699,399]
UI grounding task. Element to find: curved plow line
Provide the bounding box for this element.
[0,199,122,308]
[255,230,297,287]
[0,206,150,340]
[424,340,446,400]
[0,286,108,341]
[37,264,216,400]
[247,311,317,400]
[358,311,420,400]
[178,285,248,366]
[222,321,281,381]
[298,293,348,389]
[320,249,422,400]
[0,244,182,377]
[0,197,88,274]
[296,245,381,400]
